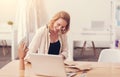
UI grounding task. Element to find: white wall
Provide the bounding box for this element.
[42,0,112,47]
[0,0,17,23]
[0,0,113,47]
[43,0,111,32]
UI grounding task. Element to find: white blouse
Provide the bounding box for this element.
[25,25,68,60]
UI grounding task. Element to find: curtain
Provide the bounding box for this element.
[16,0,42,45]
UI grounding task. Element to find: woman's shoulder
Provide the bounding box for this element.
[37,25,48,33]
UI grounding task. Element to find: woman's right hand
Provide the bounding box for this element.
[18,41,29,59]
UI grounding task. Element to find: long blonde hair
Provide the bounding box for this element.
[48,11,70,34]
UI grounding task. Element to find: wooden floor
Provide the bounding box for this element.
[0,46,11,69]
[0,46,106,69]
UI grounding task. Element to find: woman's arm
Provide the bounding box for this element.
[60,34,68,59]
[19,59,25,70]
[18,40,28,70]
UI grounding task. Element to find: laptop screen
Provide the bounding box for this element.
[29,53,67,77]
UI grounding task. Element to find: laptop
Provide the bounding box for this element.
[29,53,67,77]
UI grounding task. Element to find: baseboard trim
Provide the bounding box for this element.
[74,47,110,49]
[0,46,11,48]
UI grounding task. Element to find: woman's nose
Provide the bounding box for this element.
[58,26,62,29]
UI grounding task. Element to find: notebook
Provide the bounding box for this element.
[29,53,67,77]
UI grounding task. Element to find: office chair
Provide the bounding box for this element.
[98,49,120,63]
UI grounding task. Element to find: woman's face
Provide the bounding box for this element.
[53,18,67,33]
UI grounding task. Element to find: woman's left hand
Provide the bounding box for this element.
[18,41,29,59]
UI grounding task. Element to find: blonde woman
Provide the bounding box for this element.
[18,11,70,70]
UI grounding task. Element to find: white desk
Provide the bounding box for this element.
[0,25,17,60]
[67,30,114,61]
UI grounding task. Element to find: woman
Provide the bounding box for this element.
[18,11,70,70]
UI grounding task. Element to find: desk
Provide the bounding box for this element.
[0,26,17,60]
[0,60,120,77]
[67,30,114,61]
